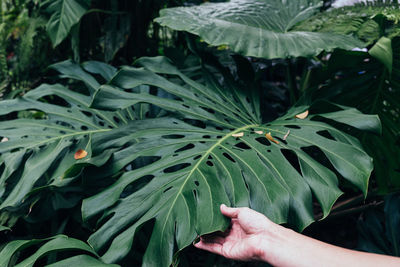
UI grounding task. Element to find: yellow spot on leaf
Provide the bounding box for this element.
[295,110,309,119]
[265,132,279,144]
[74,149,88,160]
[232,132,244,137]
[254,130,263,134]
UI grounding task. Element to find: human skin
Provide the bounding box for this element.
[194,204,400,267]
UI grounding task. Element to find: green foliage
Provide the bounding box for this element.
[0,235,119,266]
[155,0,364,59]
[0,0,399,266]
[41,0,90,48]
[0,56,379,266]
[311,36,400,193]
[294,2,400,44]
[357,193,400,256]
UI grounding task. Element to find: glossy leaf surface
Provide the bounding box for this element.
[155,0,364,59]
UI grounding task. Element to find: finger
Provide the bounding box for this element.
[220,204,239,219]
[194,240,223,255]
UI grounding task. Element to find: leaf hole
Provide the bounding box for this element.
[163,163,191,173]
[280,149,302,175]
[200,106,215,114]
[99,121,105,126]
[216,126,223,131]
[174,144,195,153]
[193,155,201,160]
[113,116,121,123]
[203,135,211,139]
[255,137,271,146]
[316,130,336,141]
[182,104,190,108]
[193,189,198,200]
[162,134,185,139]
[223,152,236,163]
[234,142,251,150]
[81,125,88,131]
[163,186,173,193]
[194,181,199,186]
[284,125,301,129]
[206,161,214,166]
[81,110,93,117]
[120,175,155,198]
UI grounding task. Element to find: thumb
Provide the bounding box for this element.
[220,204,239,219]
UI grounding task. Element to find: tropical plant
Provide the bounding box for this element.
[0,0,398,266]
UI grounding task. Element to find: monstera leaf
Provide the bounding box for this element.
[84,56,379,266]
[312,37,400,192]
[0,235,119,266]
[155,0,364,59]
[0,61,157,221]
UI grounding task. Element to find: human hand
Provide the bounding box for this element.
[193,204,278,261]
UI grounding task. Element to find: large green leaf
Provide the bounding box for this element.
[42,0,90,47]
[294,2,400,45]
[85,56,378,266]
[155,0,364,59]
[0,235,119,267]
[312,37,400,192]
[0,61,149,217]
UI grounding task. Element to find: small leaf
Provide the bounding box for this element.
[295,110,309,119]
[232,132,244,137]
[74,149,88,160]
[254,130,263,134]
[265,132,279,144]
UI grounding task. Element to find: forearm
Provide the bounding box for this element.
[260,224,400,267]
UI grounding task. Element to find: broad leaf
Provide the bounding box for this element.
[0,61,147,217]
[86,56,378,266]
[155,0,364,59]
[42,0,90,47]
[312,37,400,192]
[0,235,118,267]
[294,2,400,45]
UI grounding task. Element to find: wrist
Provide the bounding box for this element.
[256,223,295,264]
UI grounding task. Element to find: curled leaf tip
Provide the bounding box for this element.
[295,110,309,119]
[254,130,263,134]
[232,132,244,137]
[74,149,88,160]
[265,132,279,144]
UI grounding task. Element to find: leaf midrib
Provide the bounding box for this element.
[159,123,258,250]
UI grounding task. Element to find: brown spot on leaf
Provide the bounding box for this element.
[74,149,88,160]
